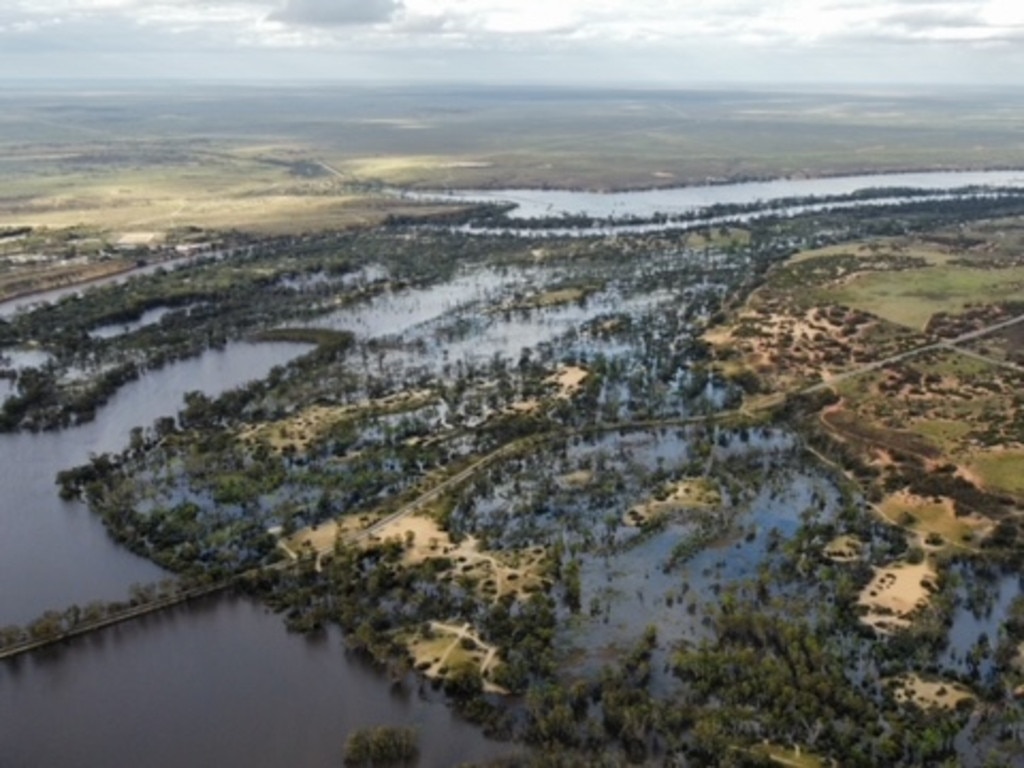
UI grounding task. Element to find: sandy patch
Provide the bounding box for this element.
[824,535,864,562]
[547,365,588,398]
[239,404,345,453]
[507,287,590,310]
[507,398,540,414]
[625,478,720,526]
[858,559,938,632]
[892,674,974,710]
[345,155,451,177]
[371,515,453,564]
[752,744,825,768]
[368,515,547,602]
[598,318,626,334]
[559,470,593,488]
[743,392,788,412]
[286,514,370,559]
[712,304,877,393]
[703,326,735,346]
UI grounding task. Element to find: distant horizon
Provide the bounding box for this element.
[3,78,1024,97]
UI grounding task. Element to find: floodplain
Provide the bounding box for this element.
[7,86,1024,766]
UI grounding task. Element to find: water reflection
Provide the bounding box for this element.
[0,594,510,768]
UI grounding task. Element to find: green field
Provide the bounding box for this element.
[830,265,1024,330]
[910,419,973,451]
[970,450,1024,497]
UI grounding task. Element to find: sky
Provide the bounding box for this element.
[2,0,1024,86]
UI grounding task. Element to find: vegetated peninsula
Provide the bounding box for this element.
[5,87,1024,767]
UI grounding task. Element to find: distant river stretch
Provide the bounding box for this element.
[407,169,1024,220]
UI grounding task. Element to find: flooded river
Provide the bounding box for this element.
[0,336,509,766]
[0,342,310,625]
[4,169,1021,765]
[0,595,507,768]
[415,169,1024,220]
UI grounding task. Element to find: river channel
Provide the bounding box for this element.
[414,169,1024,220]
[3,169,1023,766]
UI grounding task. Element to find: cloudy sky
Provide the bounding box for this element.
[2,0,1023,85]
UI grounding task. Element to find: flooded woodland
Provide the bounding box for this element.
[6,174,1024,765]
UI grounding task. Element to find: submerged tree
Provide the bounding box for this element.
[342,726,419,767]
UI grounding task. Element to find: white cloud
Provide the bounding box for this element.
[271,0,404,26]
[3,1,1024,82]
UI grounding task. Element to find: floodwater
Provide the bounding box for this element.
[942,567,1023,682]
[0,341,310,625]
[5,170,1014,765]
[0,337,510,767]
[0,594,509,768]
[88,305,176,340]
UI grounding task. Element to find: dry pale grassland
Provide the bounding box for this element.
[880,490,992,549]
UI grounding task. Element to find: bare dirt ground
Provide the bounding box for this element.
[407,621,507,694]
[548,365,588,398]
[0,259,136,303]
[706,303,886,393]
[507,287,589,310]
[367,514,547,603]
[625,478,720,527]
[858,560,938,632]
[823,535,864,563]
[892,674,973,710]
[559,470,593,488]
